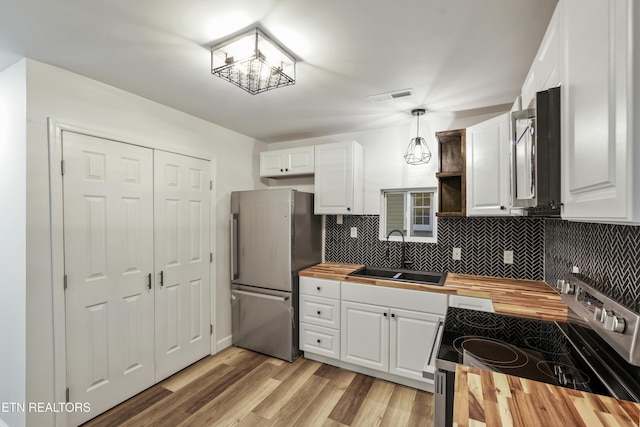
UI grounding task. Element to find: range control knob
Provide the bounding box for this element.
[561,280,575,295]
[593,307,604,323]
[556,279,565,292]
[603,310,626,333]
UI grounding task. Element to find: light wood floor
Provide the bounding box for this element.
[82,346,434,427]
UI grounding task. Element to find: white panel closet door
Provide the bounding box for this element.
[154,150,211,381]
[63,131,155,426]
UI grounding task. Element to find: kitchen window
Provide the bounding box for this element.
[380,188,437,243]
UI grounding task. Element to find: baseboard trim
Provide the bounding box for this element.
[216,335,232,353]
[303,352,435,393]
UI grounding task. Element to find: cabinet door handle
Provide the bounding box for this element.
[160,270,164,287]
[391,313,395,318]
[500,206,506,210]
[383,312,388,317]
[347,207,351,211]
[147,273,152,290]
[285,168,289,172]
[280,168,284,172]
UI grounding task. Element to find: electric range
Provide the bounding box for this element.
[427,273,640,427]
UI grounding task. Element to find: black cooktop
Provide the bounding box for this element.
[436,307,633,398]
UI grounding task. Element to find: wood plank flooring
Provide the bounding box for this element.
[82,346,434,427]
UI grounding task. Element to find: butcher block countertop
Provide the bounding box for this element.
[299,262,567,322]
[454,365,640,427]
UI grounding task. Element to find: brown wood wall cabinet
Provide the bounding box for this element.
[435,129,466,216]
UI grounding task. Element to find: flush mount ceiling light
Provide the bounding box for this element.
[404,108,432,165]
[210,27,296,95]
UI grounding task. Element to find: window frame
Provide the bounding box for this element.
[379,187,438,243]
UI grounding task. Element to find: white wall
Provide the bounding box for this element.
[0,60,27,427]
[24,59,263,426]
[267,111,503,214]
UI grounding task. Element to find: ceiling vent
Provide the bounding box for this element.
[366,88,414,103]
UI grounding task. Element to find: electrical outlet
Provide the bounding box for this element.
[452,248,461,261]
[350,227,358,238]
[572,266,580,273]
[504,250,514,264]
[336,214,343,225]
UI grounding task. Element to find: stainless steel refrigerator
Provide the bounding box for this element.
[230,189,322,362]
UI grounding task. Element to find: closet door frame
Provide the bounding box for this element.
[48,119,216,427]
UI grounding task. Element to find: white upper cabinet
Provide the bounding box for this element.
[466,113,511,216]
[260,146,314,178]
[522,4,561,108]
[561,0,640,223]
[314,141,364,215]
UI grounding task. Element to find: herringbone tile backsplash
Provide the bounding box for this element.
[545,219,640,312]
[325,216,640,311]
[325,216,545,280]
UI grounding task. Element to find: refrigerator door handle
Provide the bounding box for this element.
[230,214,239,280]
[232,289,290,302]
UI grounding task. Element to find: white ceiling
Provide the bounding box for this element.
[0,0,557,143]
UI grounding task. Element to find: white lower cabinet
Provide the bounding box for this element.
[341,301,389,371]
[300,323,340,359]
[341,302,441,383]
[389,308,441,382]
[301,278,447,391]
[299,277,341,360]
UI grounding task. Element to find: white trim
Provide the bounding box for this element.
[216,335,233,351]
[48,118,67,427]
[48,118,218,426]
[210,156,218,355]
[379,187,438,243]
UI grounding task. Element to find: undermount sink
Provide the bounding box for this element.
[348,266,447,286]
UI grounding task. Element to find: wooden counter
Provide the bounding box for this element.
[454,365,640,427]
[444,273,567,322]
[299,263,567,322]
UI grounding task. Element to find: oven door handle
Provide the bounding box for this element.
[423,318,445,380]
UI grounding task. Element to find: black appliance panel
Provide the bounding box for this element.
[438,307,614,396]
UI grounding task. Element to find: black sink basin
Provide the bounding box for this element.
[348,266,447,286]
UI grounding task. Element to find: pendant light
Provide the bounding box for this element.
[404,108,432,165]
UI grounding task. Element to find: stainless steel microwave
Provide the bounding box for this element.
[511,86,561,214]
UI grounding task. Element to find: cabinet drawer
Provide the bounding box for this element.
[300,294,340,328]
[300,277,340,299]
[300,323,340,359]
[449,295,494,312]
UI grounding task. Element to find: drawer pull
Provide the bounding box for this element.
[317,310,321,315]
[317,339,321,344]
[317,286,321,291]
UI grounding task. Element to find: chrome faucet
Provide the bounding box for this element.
[386,229,412,269]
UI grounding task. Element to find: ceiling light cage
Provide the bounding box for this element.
[211,27,296,95]
[404,108,432,165]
